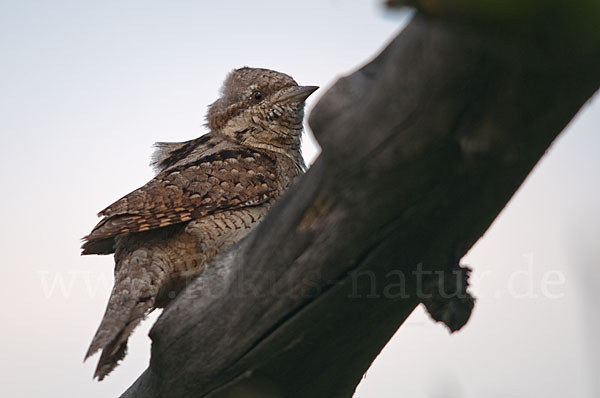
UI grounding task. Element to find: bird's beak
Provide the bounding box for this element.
[276,85,319,103]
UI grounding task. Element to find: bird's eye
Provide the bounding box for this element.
[253,91,262,101]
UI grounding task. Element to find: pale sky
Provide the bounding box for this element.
[1,1,598,397]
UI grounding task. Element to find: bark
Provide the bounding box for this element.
[121,10,600,398]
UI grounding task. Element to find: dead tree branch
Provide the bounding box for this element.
[121,10,600,398]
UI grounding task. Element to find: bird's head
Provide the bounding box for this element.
[207,67,318,164]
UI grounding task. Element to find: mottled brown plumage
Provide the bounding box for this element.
[82,67,317,380]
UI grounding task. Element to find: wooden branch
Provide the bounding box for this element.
[121,11,600,398]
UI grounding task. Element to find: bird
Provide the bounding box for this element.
[81,67,318,380]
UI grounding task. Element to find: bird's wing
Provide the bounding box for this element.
[150,134,213,173]
[82,147,285,254]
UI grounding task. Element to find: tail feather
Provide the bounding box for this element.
[84,231,182,380]
[85,276,158,380]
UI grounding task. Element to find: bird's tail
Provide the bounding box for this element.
[85,266,160,380]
